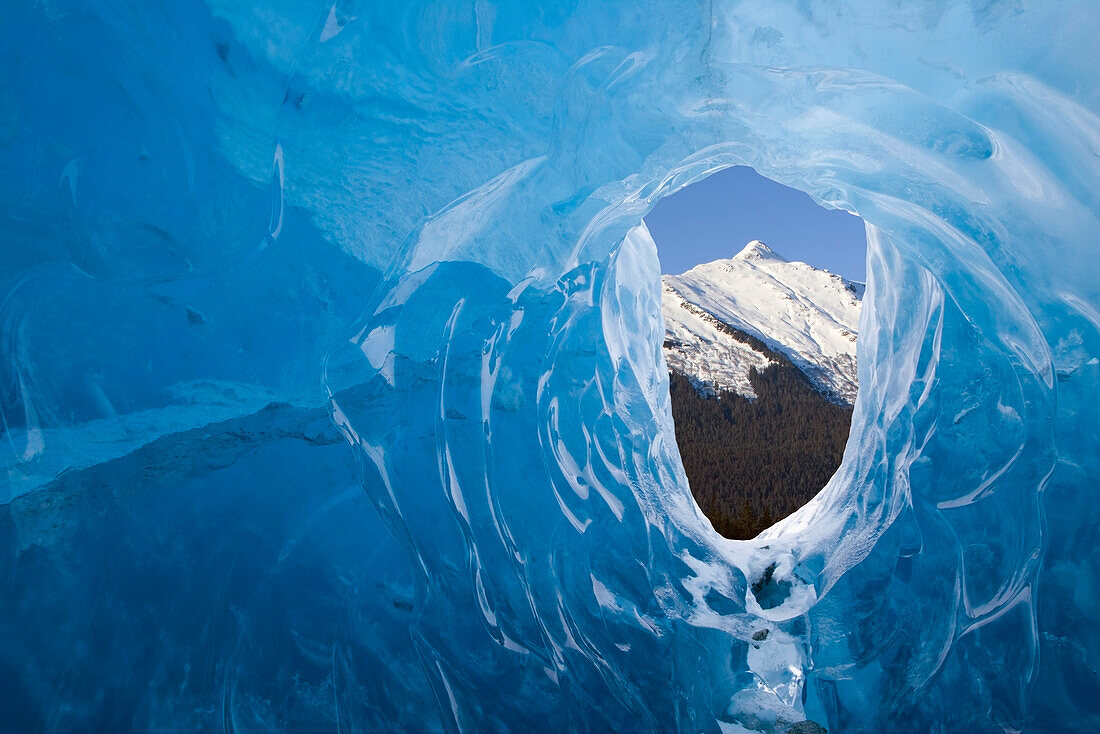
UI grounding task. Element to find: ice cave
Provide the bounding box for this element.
[1,1,1097,732]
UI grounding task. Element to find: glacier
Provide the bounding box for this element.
[1,1,1098,732]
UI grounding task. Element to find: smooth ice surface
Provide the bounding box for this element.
[1,1,1098,732]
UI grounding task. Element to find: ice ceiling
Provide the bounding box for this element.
[1,1,1098,732]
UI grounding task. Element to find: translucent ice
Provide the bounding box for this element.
[1,1,1097,731]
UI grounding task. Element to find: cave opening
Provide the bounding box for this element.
[644,165,868,539]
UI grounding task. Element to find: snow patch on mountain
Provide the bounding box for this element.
[662,240,863,404]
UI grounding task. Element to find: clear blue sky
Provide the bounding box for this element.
[644,166,867,281]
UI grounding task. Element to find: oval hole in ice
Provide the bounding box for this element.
[645,165,868,540]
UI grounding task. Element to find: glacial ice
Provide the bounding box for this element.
[1,1,1098,732]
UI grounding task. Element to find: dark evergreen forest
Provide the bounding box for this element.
[669,363,853,540]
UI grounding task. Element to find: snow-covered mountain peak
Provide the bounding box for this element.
[733,240,786,263]
[661,239,862,405]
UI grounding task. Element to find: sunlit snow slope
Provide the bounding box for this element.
[662,238,862,404]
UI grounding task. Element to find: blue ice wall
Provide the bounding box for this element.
[1,1,1098,732]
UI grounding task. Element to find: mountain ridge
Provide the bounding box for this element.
[661,241,862,405]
